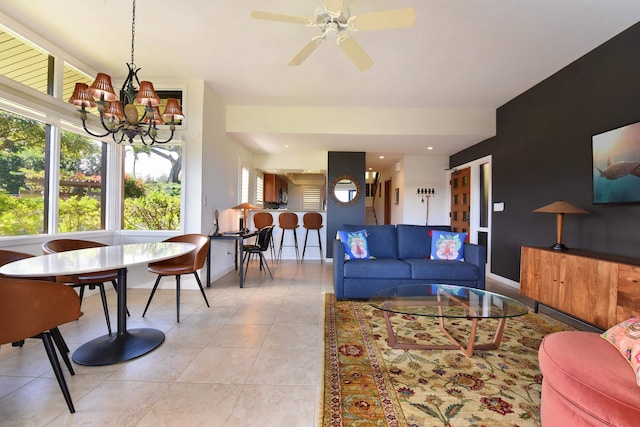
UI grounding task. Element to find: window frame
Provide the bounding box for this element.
[0,19,185,239]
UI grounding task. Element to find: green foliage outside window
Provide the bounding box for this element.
[0,108,181,236]
[0,192,44,235]
[124,188,180,230]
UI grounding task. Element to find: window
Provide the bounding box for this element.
[303,187,322,210]
[0,21,185,237]
[123,145,182,230]
[0,29,50,95]
[58,130,105,232]
[0,108,109,236]
[0,108,47,236]
[256,174,264,207]
[241,166,249,203]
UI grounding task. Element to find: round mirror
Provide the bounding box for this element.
[330,174,362,207]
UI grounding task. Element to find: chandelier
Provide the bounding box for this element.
[68,0,184,145]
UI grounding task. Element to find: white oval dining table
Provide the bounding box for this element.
[0,242,195,366]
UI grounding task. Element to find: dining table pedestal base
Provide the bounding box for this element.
[72,328,165,366]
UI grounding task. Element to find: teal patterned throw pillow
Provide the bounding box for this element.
[337,230,370,260]
[430,230,467,261]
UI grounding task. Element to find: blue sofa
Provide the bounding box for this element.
[332,224,486,299]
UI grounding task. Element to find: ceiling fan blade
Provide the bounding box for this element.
[289,37,324,66]
[250,11,313,26]
[337,35,373,71]
[324,0,344,17]
[348,8,416,31]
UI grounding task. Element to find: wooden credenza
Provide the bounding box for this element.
[520,246,640,329]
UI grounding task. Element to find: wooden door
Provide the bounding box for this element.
[450,167,470,236]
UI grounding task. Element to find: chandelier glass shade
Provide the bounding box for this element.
[68,0,184,145]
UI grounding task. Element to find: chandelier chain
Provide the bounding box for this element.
[130,0,136,66]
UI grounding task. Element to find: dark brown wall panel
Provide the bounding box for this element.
[451,22,640,281]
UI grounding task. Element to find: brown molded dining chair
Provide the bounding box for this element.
[242,225,275,279]
[0,249,63,349]
[277,212,300,262]
[142,234,210,322]
[253,212,274,229]
[42,239,122,335]
[302,212,324,262]
[253,212,275,258]
[0,277,83,413]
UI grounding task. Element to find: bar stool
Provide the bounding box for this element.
[277,212,300,262]
[302,212,324,262]
[253,212,275,259]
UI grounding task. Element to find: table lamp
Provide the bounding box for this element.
[232,203,257,232]
[533,200,589,250]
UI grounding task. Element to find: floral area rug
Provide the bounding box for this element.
[320,293,573,427]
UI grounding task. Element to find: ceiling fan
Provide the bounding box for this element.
[250,0,416,71]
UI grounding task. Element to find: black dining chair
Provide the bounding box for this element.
[253,212,275,259]
[242,225,275,279]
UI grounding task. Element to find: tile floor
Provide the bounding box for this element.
[0,260,595,426]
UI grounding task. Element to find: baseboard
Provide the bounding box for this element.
[487,272,520,289]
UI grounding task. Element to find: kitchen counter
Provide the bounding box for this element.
[247,210,326,260]
[252,209,326,212]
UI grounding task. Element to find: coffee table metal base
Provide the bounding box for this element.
[382,301,508,357]
[72,328,165,366]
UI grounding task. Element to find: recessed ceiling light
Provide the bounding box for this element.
[368,167,373,170]
[379,155,384,159]
[427,146,433,150]
[284,145,289,148]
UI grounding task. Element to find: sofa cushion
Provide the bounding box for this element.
[430,230,467,261]
[397,225,452,259]
[403,259,479,281]
[344,258,410,280]
[340,225,398,259]
[337,229,370,260]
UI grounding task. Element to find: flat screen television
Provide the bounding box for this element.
[592,121,640,205]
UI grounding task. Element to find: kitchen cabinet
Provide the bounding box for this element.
[520,246,640,329]
[264,174,288,203]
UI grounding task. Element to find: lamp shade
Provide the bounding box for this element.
[146,107,165,125]
[232,203,257,231]
[533,200,589,214]
[87,73,118,102]
[103,100,125,121]
[68,83,96,108]
[534,200,588,250]
[232,203,258,210]
[162,98,184,121]
[135,81,161,107]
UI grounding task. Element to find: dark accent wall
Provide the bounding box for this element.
[327,151,366,258]
[451,22,640,282]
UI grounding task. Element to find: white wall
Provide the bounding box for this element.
[253,151,328,173]
[199,83,254,283]
[370,155,449,226]
[401,155,450,225]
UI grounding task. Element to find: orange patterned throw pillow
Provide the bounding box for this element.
[601,317,640,386]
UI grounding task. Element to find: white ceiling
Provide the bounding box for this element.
[2,0,640,171]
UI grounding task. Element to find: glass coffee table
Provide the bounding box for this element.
[369,284,530,357]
